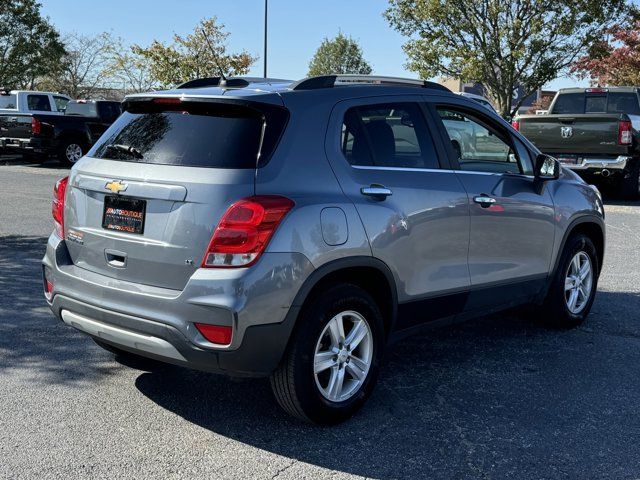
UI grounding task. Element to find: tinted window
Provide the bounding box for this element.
[552,91,640,115]
[54,96,69,112]
[437,107,527,174]
[608,93,640,115]
[65,102,97,117]
[551,93,584,114]
[98,102,121,121]
[27,94,51,112]
[341,103,439,169]
[585,96,606,113]
[0,94,17,109]
[91,102,287,169]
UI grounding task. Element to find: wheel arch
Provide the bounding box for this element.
[290,256,398,340]
[553,216,605,278]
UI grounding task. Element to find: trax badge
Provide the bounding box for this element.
[105,180,128,194]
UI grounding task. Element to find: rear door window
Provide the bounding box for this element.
[90,101,288,168]
[341,102,440,169]
[27,94,51,112]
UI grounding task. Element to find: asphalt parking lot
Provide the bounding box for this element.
[1,158,640,479]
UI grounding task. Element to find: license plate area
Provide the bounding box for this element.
[102,196,146,234]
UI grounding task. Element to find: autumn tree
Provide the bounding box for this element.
[132,17,256,88]
[0,0,66,89]
[572,18,640,86]
[385,0,629,117]
[308,32,373,76]
[108,39,158,94]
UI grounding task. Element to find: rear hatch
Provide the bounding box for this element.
[63,96,288,291]
[519,114,628,156]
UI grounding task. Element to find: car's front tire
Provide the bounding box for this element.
[271,284,384,424]
[539,234,599,328]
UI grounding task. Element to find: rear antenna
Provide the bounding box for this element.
[200,27,228,87]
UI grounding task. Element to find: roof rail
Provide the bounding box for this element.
[177,77,250,89]
[290,75,451,92]
[177,77,292,90]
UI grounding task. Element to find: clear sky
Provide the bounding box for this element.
[40,0,585,90]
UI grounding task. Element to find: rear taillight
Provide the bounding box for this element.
[52,176,69,238]
[194,323,232,345]
[202,195,295,268]
[31,117,41,135]
[511,120,520,131]
[618,120,632,146]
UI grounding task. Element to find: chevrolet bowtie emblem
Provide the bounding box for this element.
[105,180,128,194]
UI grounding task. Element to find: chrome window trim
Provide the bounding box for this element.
[351,165,455,174]
[351,164,534,179]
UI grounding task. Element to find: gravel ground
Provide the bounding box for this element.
[1,159,639,479]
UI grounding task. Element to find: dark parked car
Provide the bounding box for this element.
[0,99,121,166]
[514,87,640,199]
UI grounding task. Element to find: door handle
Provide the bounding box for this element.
[473,195,496,207]
[361,184,392,199]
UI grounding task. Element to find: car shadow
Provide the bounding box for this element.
[4,234,640,477]
[0,235,123,384]
[134,290,640,479]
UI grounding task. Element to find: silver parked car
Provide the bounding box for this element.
[43,75,605,424]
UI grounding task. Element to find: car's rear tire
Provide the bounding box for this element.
[58,138,86,167]
[538,234,599,329]
[270,284,384,424]
[619,159,640,200]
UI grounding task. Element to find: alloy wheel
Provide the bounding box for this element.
[313,310,373,402]
[564,251,593,314]
[65,143,83,163]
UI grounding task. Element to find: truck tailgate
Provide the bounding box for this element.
[519,114,628,156]
[0,113,32,139]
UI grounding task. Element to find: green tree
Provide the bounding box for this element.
[132,17,256,88]
[0,0,66,89]
[308,32,373,76]
[385,0,629,117]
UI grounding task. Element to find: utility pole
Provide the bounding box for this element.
[263,0,268,78]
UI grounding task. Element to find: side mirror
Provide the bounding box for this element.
[534,154,560,180]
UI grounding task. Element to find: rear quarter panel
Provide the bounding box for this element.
[257,90,372,268]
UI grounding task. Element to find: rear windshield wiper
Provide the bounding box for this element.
[106,144,143,159]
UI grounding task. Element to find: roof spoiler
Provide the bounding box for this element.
[290,75,451,92]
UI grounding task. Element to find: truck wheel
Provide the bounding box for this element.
[537,234,599,329]
[619,160,640,200]
[58,139,86,167]
[271,284,384,424]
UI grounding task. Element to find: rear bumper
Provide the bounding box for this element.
[561,155,631,172]
[42,234,314,376]
[0,136,54,153]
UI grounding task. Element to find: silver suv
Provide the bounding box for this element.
[43,75,605,424]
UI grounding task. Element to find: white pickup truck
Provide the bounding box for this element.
[0,90,71,116]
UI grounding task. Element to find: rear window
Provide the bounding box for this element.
[0,94,16,109]
[90,101,288,168]
[65,102,98,117]
[552,92,640,115]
